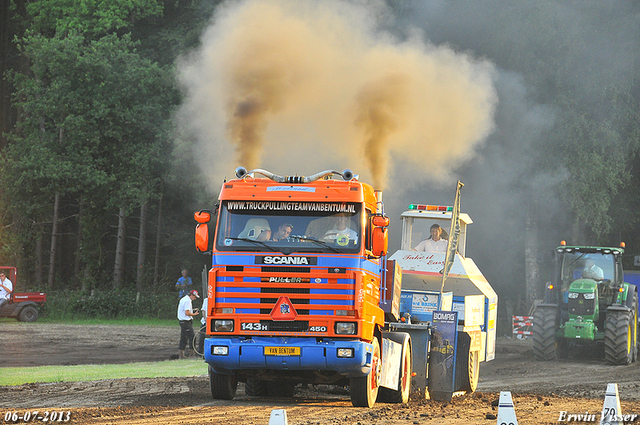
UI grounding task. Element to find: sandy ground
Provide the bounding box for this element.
[1,323,640,424]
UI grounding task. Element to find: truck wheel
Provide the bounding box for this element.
[378,334,412,403]
[209,365,237,400]
[18,306,39,322]
[605,308,634,365]
[532,305,558,361]
[350,337,381,408]
[245,377,268,396]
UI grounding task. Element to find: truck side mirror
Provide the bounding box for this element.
[372,227,388,257]
[194,210,213,253]
[194,211,211,223]
[372,215,389,227]
[195,223,209,253]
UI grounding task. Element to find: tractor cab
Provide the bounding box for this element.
[546,243,627,341]
[534,242,637,364]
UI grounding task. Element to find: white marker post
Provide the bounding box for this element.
[496,391,518,425]
[268,409,288,425]
[600,383,622,425]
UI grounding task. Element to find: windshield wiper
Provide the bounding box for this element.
[226,237,280,253]
[288,235,341,253]
[567,253,586,268]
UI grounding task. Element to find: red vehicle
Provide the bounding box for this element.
[0,267,46,322]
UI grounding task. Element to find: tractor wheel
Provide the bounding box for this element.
[604,309,634,365]
[209,365,237,400]
[631,292,638,363]
[350,337,381,407]
[245,377,269,396]
[378,334,412,403]
[532,305,559,361]
[18,306,39,322]
[459,349,480,393]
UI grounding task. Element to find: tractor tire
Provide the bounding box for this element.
[350,337,381,408]
[631,292,638,363]
[208,365,237,400]
[245,377,269,396]
[453,331,480,393]
[532,305,559,361]
[459,349,480,393]
[604,308,634,365]
[378,333,412,403]
[17,306,39,322]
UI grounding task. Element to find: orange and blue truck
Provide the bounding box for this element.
[193,167,496,406]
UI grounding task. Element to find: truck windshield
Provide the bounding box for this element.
[560,252,615,289]
[215,201,362,253]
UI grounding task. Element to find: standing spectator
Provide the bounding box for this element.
[0,272,13,310]
[175,269,193,298]
[177,289,199,359]
[198,297,209,357]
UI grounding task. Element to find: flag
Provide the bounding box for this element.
[439,181,464,306]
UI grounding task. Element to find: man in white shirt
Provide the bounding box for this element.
[0,271,13,310]
[582,259,604,280]
[323,214,358,245]
[177,289,200,358]
[197,297,208,358]
[414,224,448,252]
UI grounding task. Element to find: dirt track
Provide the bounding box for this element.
[1,323,640,424]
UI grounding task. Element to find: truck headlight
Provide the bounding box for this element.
[583,293,595,300]
[335,322,356,335]
[337,348,354,358]
[568,292,579,299]
[212,346,229,356]
[214,320,234,332]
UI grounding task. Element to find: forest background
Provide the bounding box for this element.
[0,0,639,323]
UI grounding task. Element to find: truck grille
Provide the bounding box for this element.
[568,294,595,316]
[261,266,310,273]
[260,320,310,332]
[214,269,356,329]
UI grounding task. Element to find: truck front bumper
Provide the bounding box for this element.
[204,336,373,378]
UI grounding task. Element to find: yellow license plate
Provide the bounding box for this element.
[264,346,301,356]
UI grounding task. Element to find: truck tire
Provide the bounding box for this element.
[378,333,412,403]
[604,308,634,365]
[532,305,558,361]
[17,306,38,322]
[245,377,268,396]
[209,365,237,400]
[350,337,381,408]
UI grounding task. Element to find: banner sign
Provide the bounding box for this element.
[226,201,356,213]
[428,310,458,401]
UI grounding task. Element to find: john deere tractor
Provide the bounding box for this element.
[533,243,638,365]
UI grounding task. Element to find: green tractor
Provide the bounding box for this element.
[533,243,638,365]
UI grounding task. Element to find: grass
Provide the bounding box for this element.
[0,359,207,387]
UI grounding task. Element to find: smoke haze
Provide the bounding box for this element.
[176,0,638,309]
[176,0,497,189]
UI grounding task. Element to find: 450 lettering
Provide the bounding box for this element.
[309,326,327,332]
[241,322,268,331]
